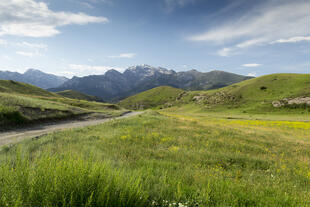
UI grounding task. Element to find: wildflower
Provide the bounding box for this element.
[120,135,128,140]
[169,146,180,152]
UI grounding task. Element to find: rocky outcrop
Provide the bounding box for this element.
[272,97,310,107]
[193,92,238,105]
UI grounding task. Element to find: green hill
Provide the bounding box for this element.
[119,86,184,109]
[0,80,59,97]
[0,80,124,128]
[56,90,102,102]
[184,73,310,113]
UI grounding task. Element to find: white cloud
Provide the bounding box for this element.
[2,55,12,60]
[271,36,310,44]
[247,72,257,77]
[188,0,310,55]
[0,39,48,49]
[242,63,261,67]
[69,64,124,76]
[165,0,196,6]
[164,0,196,12]
[0,0,108,38]
[80,2,95,9]
[56,71,75,78]
[16,51,36,57]
[236,38,266,49]
[18,41,48,49]
[0,39,7,45]
[108,53,136,58]
[217,48,234,57]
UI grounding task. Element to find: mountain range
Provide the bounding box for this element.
[0,69,68,89]
[50,65,253,102]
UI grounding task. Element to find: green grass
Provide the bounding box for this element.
[119,86,184,109]
[56,90,102,102]
[0,80,125,128]
[1,74,310,206]
[0,80,59,97]
[0,153,147,207]
[2,110,310,206]
[118,74,310,114]
[176,74,310,114]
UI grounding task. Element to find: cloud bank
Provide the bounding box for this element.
[242,63,261,67]
[0,0,108,37]
[69,64,124,76]
[108,53,136,58]
[188,0,310,56]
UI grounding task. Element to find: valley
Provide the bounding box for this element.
[0,71,309,206]
[1,0,310,206]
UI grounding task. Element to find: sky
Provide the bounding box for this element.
[0,0,310,78]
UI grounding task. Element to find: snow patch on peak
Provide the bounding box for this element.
[126,64,174,76]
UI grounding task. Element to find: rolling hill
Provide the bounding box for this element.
[184,73,310,113]
[119,86,184,109]
[0,80,124,128]
[56,90,102,102]
[119,74,310,114]
[0,80,59,97]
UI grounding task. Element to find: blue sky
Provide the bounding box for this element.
[0,0,310,77]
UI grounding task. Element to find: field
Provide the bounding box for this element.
[1,108,310,206]
[119,86,184,110]
[56,90,103,102]
[0,80,124,128]
[1,74,310,206]
[178,74,310,114]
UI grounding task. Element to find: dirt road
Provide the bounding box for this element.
[0,112,142,147]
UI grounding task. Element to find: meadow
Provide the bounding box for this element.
[1,109,310,206]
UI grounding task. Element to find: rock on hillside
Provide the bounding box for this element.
[272,97,310,108]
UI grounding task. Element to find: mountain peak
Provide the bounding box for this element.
[127,64,153,71]
[51,65,252,101]
[126,65,174,75]
[24,68,42,74]
[0,69,68,89]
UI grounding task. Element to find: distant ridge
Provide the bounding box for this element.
[50,64,252,102]
[0,69,68,89]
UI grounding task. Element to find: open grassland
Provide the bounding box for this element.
[56,90,103,102]
[0,93,124,128]
[0,80,58,97]
[180,74,310,114]
[0,80,125,128]
[124,74,310,115]
[1,110,310,206]
[119,86,184,110]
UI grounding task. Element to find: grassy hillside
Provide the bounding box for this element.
[179,74,310,114]
[0,80,124,128]
[119,86,184,109]
[56,90,102,102]
[0,80,59,97]
[1,111,310,206]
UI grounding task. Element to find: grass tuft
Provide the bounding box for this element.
[0,152,148,207]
